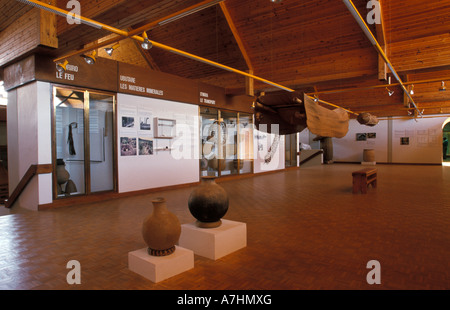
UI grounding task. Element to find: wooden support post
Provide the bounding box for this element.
[39,0,58,48]
[245,69,254,96]
[375,0,387,81]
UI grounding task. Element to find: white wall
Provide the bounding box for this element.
[7,81,52,210]
[36,82,53,205]
[117,93,200,193]
[333,115,450,164]
[333,119,389,163]
[391,117,443,164]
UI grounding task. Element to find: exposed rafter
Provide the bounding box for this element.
[342,0,422,117]
[52,0,225,63]
[219,1,254,96]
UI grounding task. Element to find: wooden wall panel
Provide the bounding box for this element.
[3,55,36,91]
[35,55,118,92]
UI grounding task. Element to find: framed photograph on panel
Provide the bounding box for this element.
[120,137,137,156]
[356,133,367,141]
[138,137,153,155]
[138,111,153,136]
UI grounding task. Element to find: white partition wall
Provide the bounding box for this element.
[391,117,443,164]
[117,93,200,193]
[333,115,450,164]
[333,119,389,163]
[7,81,52,210]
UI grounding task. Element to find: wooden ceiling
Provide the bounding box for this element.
[1,0,450,117]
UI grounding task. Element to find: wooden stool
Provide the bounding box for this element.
[352,168,377,194]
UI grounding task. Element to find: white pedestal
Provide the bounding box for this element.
[361,161,376,165]
[128,246,194,283]
[178,219,247,260]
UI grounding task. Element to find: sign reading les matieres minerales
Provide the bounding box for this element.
[118,62,198,104]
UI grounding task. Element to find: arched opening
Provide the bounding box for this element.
[442,118,450,166]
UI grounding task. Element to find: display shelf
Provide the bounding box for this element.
[154,118,176,139]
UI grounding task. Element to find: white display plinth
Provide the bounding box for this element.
[178,219,246,260]
[128,246,194,283]
[361,161,376,165]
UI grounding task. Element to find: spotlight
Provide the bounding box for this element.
[409,84,414,95]
[104,43,120,56]
[141,31,152,50]
[439,81,447,91]
[313,95,319,103]
[56,60,68,72]
[82,50,97,65]
[386,87,394,96]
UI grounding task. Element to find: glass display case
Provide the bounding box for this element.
[199,108,253,177]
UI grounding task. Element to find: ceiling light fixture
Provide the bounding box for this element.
[270,0,283,3]
[56,59,69,72]
[82,50,97,65]
[104,42,120,56]
[141,31,152,50]
[439,81,447,91]
[386,87,394,96]
[410,84,414,95]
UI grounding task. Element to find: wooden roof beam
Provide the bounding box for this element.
[219,1,254,96]
[343,0,422,117]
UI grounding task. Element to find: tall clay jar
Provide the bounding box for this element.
[142,197,181,256]
[188,176,229,228]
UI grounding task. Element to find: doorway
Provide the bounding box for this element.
[52,86,116,199]
[285,133,298,167]
[443,121,450,165]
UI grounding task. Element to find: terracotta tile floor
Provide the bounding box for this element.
[0,164,449,290]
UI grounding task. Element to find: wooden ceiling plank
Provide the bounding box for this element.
[53,0,224,63]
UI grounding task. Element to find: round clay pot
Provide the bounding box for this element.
[142,197,181,256]
[188,176,229,228]
[363,149,375,162]
[56,159,70,185]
